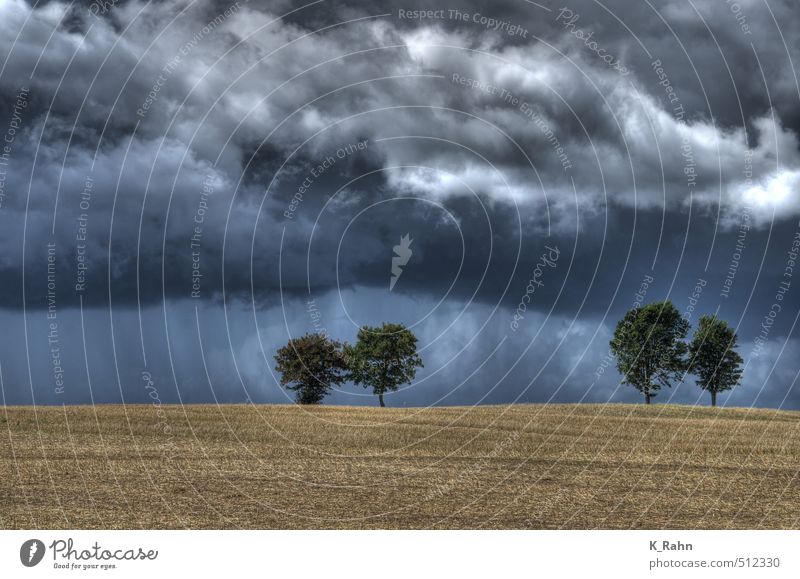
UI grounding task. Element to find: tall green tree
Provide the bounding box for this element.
[610,300,689,404]
[688,315,743,407]
[346,323,423,407]
[274,333,348,404]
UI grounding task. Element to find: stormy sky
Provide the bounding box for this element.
[1,0,799,409]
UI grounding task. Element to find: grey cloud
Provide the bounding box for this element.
[0,0,798,409]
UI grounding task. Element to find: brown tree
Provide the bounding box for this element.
[274,333,348,404]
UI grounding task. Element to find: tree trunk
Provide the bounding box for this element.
[711,391,717,407]
[645,392,651,405]
[378,393,385,407]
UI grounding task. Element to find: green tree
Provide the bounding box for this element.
[345,323,423,407]
[274,333,348,404]
[688,315,743,407]
[610,300,689,404]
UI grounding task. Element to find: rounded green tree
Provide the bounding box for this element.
[610,300,689,404]
[688,315,744,406]
[274,333,348,404]
[346,323,423,407]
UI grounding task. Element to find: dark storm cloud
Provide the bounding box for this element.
[1,0,799,408]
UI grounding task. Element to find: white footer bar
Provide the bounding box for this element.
[2,530,797,578]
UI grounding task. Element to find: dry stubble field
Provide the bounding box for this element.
[1,403,799,529]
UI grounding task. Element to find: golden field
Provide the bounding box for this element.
[1,403,798,529]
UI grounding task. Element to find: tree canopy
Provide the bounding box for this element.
[688,315,743,406]
[274,333,348,404]
[345,323,423,407]
[610,300,689,404]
